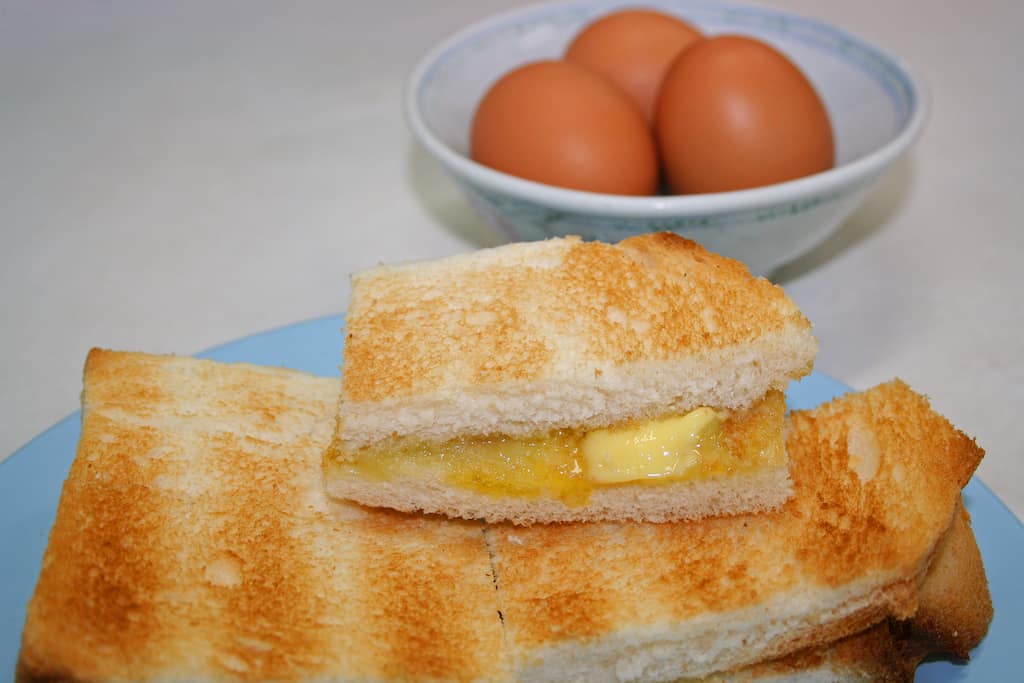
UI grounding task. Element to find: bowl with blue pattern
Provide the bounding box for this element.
[405,0,927,276]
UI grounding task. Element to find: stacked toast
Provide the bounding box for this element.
[17,235,991,682]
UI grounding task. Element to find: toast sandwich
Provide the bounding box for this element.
[326,233,818,524]
[18,351,989,682]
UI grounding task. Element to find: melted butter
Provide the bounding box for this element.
[582,407,727,483]
[331,391,786,506]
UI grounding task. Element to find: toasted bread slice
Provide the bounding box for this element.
[486,380,984,681]
[17,350,508,683]
[708,503,992,682]
[18,353,987,683]
[328,233,818,524]
[898,502,994,659]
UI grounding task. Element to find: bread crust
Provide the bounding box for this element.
[901,504,993,658]
[338,233,817,449]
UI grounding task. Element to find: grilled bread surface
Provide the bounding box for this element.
[17,350,508,683]
[18,352,987,683]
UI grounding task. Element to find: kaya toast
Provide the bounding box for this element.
[327,233,818,524]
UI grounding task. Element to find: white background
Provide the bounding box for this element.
[1,1,1021,519]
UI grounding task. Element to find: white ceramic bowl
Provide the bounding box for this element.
[405,0,927,276]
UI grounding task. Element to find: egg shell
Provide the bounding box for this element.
[655,35,835,194]
[470,60,659,196]
[565,8,703,123]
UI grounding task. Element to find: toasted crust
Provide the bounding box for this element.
[338,233,817,449]
[486,380,985,681]
[901,504,993,658]
[17,350,508,683]
[19,354,988,683]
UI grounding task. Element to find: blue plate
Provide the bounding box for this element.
[2,314,1021,680]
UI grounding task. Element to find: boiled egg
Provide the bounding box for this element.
[565,8,703,123]
[470,60,658,195]
[655,35,834,194]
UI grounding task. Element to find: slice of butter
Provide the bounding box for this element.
[581,407,725,484]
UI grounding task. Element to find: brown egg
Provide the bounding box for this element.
[655,35,834,194]
[566,9,702,123]
[470,60,658,195]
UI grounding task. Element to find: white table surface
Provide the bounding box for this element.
[2,0,1021,521]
